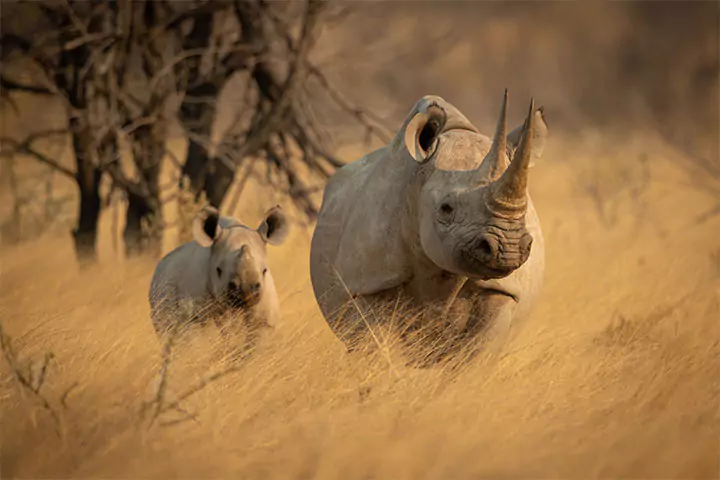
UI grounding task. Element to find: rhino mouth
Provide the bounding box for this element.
[474,278,520,303]
[457,257,518,282]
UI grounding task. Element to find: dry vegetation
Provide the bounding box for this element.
[1,2,719,479]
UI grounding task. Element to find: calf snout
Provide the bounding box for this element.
[227,277,262,307]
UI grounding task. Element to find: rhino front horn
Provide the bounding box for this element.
[486,98,535,219]
[475,89,510,182]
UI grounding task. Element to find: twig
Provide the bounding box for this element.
[306,63,393,144]
[60,381,79,408]
[0,321,62,432]
[157,363,245,416]
[262,2,392,144]
[146,322,181,427]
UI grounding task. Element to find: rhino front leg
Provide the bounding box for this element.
[328,291,394,354]
[464,292,516,359]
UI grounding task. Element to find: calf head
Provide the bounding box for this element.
[192,205,289,309]
[402,91,547,280]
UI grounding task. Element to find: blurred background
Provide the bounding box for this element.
[1,1,717,260]
[0,2,718,478]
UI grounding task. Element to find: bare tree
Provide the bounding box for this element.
[1,3,108,264]
[1,0,390,261]
[172,0,392,216]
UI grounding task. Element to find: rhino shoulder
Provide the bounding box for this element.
[312,146,414,300]
[321,148,382,204]
[152,241,211,300]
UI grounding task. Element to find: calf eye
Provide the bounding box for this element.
[216,267,223,277]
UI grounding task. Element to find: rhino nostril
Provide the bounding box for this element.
[252,282,261,292]
[478,238,493,256]
[228,281,238,291]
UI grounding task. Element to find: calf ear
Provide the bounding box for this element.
[257,205,290,246]
[192,205,221,247]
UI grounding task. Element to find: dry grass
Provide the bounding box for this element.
[1,4,718,477]
[1,128,718,479]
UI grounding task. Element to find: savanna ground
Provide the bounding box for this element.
[1,3,719,479]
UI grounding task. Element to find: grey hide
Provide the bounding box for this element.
[310,91,548,361]
[149,205,290,341]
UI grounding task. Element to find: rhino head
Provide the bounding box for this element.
[400,91,547,281]
[192,205,289,308]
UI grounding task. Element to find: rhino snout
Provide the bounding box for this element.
[459,228,533,279]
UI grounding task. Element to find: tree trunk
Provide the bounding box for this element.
[124,124,164,258]
[124,190,160,258]
[205,159,235,208]
[179,81,237,208]
[181,139,234,208]
[69,118,101,266]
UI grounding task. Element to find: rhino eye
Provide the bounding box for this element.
[438,202,455,224]
[216,267,223,277]
[262,268,268,276]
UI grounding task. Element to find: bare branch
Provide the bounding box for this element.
[306,63,393,144]
[0,131,75,179]
[62,32,114,52]
[0,76,55,96]
[234,0,325,161]
[0,33,33,58]
[186,131,237,174]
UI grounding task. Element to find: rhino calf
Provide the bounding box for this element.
[149,205,290,344]
[310,91,548,363]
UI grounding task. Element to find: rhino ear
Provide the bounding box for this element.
[506,106,548,167]
[403,103,447,163]
[258,205,290,246]
[192,205,221,247]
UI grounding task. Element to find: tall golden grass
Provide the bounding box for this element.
[1,128,718,478]
[2,3,718,477]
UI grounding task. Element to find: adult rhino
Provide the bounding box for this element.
[149,205,290,346]
[310,91,548,363]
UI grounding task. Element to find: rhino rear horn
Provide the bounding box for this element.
[506,105,549,168]
[193,205,221,247]
[486,98,535,219]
